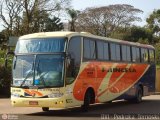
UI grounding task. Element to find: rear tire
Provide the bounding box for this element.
[130,87,143,103]
[42,107,49,111]
[81,91,91,112]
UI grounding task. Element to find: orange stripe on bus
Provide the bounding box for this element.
[108,64,128,87]
[97,64,148,97]
[73,62,149,102]
[24,89,43,96]
[109,64,148,93]
[73,62,114,101]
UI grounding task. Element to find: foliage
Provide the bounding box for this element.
[0,0,71,38]
[110,26,159,45]
[44,16,64,32]
[0,0,23,36]
[146,9,160,36]
[76,4,143,37]
[0,66,11,88]
[0,50,5,64]
[67,9,80,31]
[0,32,5,45]
[0,50,12,97]
[155,43,160,64]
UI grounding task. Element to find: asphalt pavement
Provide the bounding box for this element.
[0,95,160,120]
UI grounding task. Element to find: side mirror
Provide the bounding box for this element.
[5,51,14,68]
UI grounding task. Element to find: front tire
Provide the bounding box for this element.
[42,107,49,111]
[81,91,91,112]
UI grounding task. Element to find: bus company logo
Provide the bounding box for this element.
[24,89,43,97]
[2,114,8,120]
[107,68,136,73]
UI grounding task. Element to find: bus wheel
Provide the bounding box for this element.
[81,91,91,112]
[132,87,143,103]
[42,107,49,111]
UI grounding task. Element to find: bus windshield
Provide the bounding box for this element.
[13,54,64,87]
[15,37,65,53]
[13,37,66,87]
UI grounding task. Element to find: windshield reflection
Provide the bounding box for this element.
[13,56,34,86]
[12,54,64,87]
[35,55,64,87]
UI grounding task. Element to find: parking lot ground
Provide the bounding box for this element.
[0,95,160,120]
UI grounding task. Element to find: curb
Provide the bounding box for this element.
[154,92,160,95]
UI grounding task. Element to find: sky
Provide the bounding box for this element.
[0,0,160,31]
[71,0,160,26]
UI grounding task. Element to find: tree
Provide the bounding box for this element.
[21,0,70,34]
[76,4,143,37]
[44,16,64,32]
[67,9,80,31]
[0,0,71,36]
[146,9,160,36]
[0,0,23,37]
[129,26,152,42]
[0,32,5,45]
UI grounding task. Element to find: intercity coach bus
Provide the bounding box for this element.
[11,31,156,111]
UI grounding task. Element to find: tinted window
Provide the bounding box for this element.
[122,45,127,61]
[126,46,131,61]
[68,37,81,65]
[132,47,140,62]
[116,44,121,61]
[149,49,155,63]
[132,47,136,62]
[15,38,65,53]
[84,39,90,59]
[84,38,96,60]
[122,45,131,62]
[110,43,116,61]
[67,37,81,84]
[97,41,109,60]
[136,47,140,62]
[110,43,120,61]
[141,48,148,63]
[97,41,104,60]
[104,42,109,60]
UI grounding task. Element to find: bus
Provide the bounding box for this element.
[11,31,156,111]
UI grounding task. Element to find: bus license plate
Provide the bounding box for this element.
[29,101,38,105]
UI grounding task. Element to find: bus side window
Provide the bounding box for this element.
[97,41,104,60]
[110,43,116,61]
[97,41,109,61]
[122,45,127,61]
[136,47,140,62]
[83,38,96,60]
[110,43,120,61]
[116,44,121,61]
[141,48,149,63]
[132,46,140,63]
[122,45,131,62]
[66,37,81,85]
[149,49,155,63]
[104,42,109,60]
[126,46,131,62]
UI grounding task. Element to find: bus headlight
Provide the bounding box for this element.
[48,93,63,98]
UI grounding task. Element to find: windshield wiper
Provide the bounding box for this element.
[20,70,33,87]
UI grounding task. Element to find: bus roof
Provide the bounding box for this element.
[19,31,154,49]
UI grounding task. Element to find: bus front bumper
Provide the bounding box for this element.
[11,97,65,108]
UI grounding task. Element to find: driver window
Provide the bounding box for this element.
[66,37,81,84]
